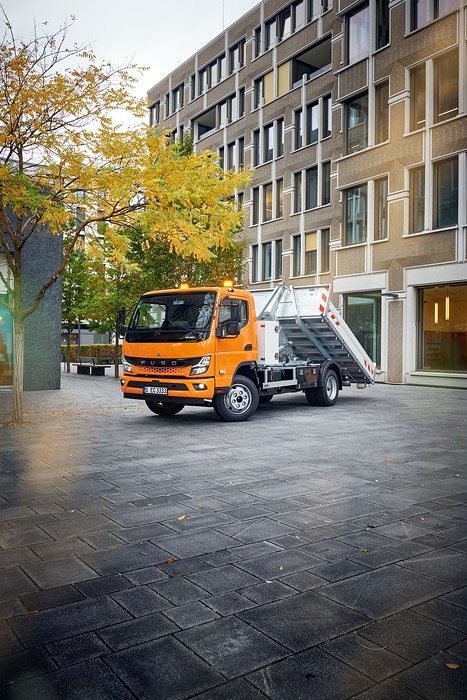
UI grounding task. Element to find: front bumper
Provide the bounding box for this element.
[120,374,216,403]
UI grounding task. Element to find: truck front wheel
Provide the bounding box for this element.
[305,369,339,407]
[145,400,185,416]
[213,376,259,422]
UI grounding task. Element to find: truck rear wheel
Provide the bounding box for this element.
[213,375,259,422]
[145,400,185,416]
[305,369,339,407]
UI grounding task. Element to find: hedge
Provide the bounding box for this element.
[62,344,119,363]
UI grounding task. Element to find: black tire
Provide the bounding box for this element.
[212,375,259,422]
[145,400,185,416]
[305,369,339,407]
[259,394,274,404]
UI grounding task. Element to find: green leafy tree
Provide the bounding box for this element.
[0,13,250,423]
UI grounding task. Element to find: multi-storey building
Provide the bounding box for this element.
[147,0,467,388]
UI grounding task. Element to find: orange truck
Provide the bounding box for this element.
[119,283,375,422]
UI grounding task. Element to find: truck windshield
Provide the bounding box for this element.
[126,292,216,342]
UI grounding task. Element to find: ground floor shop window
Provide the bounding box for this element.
[344,292,381,367]
[419,284,467,372]
[0,295,13,386]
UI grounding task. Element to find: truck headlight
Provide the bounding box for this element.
[122,356,133,373]
[190,355,211,375]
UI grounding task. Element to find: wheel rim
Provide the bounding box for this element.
[326,374,338,401]
[224,384,252,415]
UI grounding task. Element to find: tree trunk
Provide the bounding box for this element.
[12,316,24,425]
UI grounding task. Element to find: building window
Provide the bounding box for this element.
[254,27,262,58]
[434,50,458,123]
[251,244,259,282]
[306,101,319,145]
[345,293,381,367]
[376,81,389,143]
[228,94,238,122]
[294,108,303,149]
[419,284,467,372]
[348,3,369,64]
[276,178,284,218]
[410,0,458,31]
[323,95,332,138]
[238,88,245,118]
[229,40,245,73]
[149,101,160,127]
[376,0,390,49]
[410,166,425,233]
[218,147,224,170]
[434,157,458,228]
[238,137,245,169]
[346,93,368,154]
[375,177,388,240]
[321,228,330,273]
[254,78,262,109]
[279,8,292,41]
[410,64,426,131]
[198,69,207,95]
[305,231,317,275]
[305,166,318,210]
[294,0,306,30]
[294,171,302,213]
[263,183,273,222]
[275,239,283,279]
[209,59,218,87]
[322,161,331,206]
[252,187,259,225]
[293,235,302,276]
[253,130,260,167]
[262,242,272,280]
[227,142,235,171]
[219,101,228,127]
[345,185,367,245]
[265,19,276,50]
[277,118,284,157]
[264,123,274,162]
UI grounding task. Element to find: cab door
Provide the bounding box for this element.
[214,295,257,384]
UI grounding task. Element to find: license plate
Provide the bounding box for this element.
[143,386,168,395]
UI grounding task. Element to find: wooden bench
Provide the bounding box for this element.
[72,357,112,376]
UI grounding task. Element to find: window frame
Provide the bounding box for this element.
[345,184,368,245]
[434,157,458,229]
[347,3,370,65]
[346,92,369,154]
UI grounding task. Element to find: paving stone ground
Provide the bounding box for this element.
[0,371,466,699]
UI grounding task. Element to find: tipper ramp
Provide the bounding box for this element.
[252,285,376,385]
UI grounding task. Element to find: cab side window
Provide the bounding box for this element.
[218,299,248,327]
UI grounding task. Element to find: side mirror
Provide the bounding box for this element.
[216,320,240,338]
[226,320,241,336]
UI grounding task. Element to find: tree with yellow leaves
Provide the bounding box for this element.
[0,13,250,424]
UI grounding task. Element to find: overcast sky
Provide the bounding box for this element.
[2,0,260,97]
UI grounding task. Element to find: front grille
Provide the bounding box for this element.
[140,365,186,376]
